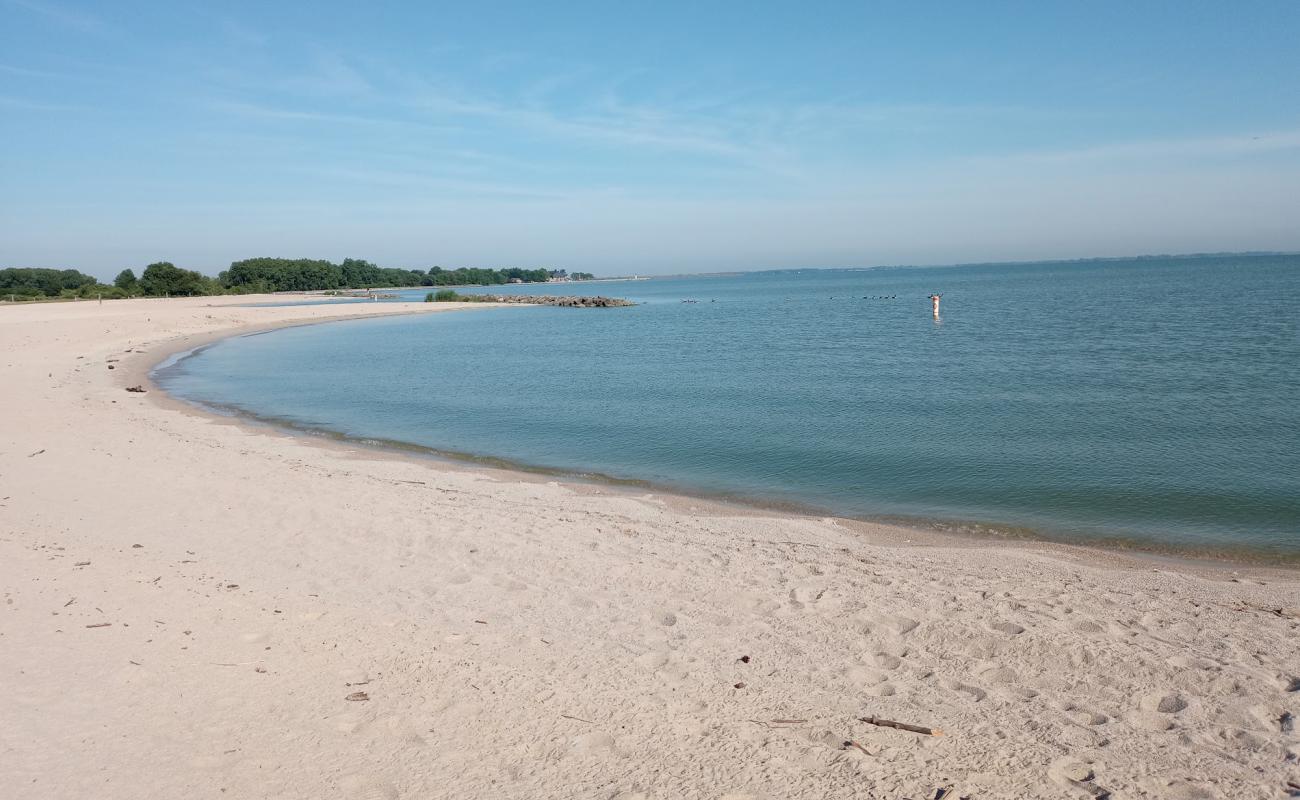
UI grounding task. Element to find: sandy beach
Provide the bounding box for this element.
[1,295,1297,799]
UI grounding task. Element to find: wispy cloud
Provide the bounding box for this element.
[188,44,1300,197]
[4,0,110,35]
[0,94,82,111]
[401,83,789,167]
[278,51,374,97]
[293,165,567,200]
[216,17,268,48]
[0,62,62,78]
[204,99,452,134]
[976,129,1300,167]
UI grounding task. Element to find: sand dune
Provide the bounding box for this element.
[1,296,1297,799]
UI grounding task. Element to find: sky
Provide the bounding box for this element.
[2,0,1299,280]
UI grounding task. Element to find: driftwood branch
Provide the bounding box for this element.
[858,715,943,736]
[746,718,807,728]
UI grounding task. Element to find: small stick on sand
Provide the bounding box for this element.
[843,740,872,756]
[85,622,112,628]
[560,714,594,724]
[858,715,943,736]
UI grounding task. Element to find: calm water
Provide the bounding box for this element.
[159,256,1300,558]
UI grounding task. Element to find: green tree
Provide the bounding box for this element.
[220,258,342,292]
[139,262,218,297]
[0,267,98,297]
[113,269,138,292]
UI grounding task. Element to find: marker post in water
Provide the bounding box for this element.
[929,293,941,318]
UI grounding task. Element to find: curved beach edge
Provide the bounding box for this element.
[3,294,1298,799]
[141,300,1294,575]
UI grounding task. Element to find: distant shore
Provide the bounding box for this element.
[2,295,1297,799]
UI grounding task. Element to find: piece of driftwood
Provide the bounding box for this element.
[85,622,112,628]
[858,716,943,736]
[844,740,872,756]
[345,691,369,701]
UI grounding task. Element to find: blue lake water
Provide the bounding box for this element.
[159,256,1300,559]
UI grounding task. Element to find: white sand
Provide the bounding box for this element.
[2,296,1297,799]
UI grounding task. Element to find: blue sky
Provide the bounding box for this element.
[3,0,1299,279]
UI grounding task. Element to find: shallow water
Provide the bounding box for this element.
[159,255,1300,557]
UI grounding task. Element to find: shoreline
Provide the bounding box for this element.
[4,294,1298,799]
[147,312,1296,575]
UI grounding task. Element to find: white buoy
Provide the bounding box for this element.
[929,293,941,318]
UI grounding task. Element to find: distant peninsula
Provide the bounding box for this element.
[0,258,597,302]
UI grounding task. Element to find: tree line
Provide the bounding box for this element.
[1,258,593,300]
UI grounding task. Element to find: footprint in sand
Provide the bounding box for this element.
[845,665,888,686]
[1129,691,1189,730]
[855,610,919,637]
[880,613,919,636]
[1147,779,1223,799]
[339,668,369,685]
[789,583,826,604]
[961,637,1000,660]
[636,650,669,670]
[1069,618,1105,634]
[871,652,903,670]
[1061,702,1109,726]
[570,731,618,756]
[978,665,1018,684]
[988,621,1025,636]
[1141,691,1189,713]
[943,679,987,702]
[1046,757,1106,797]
